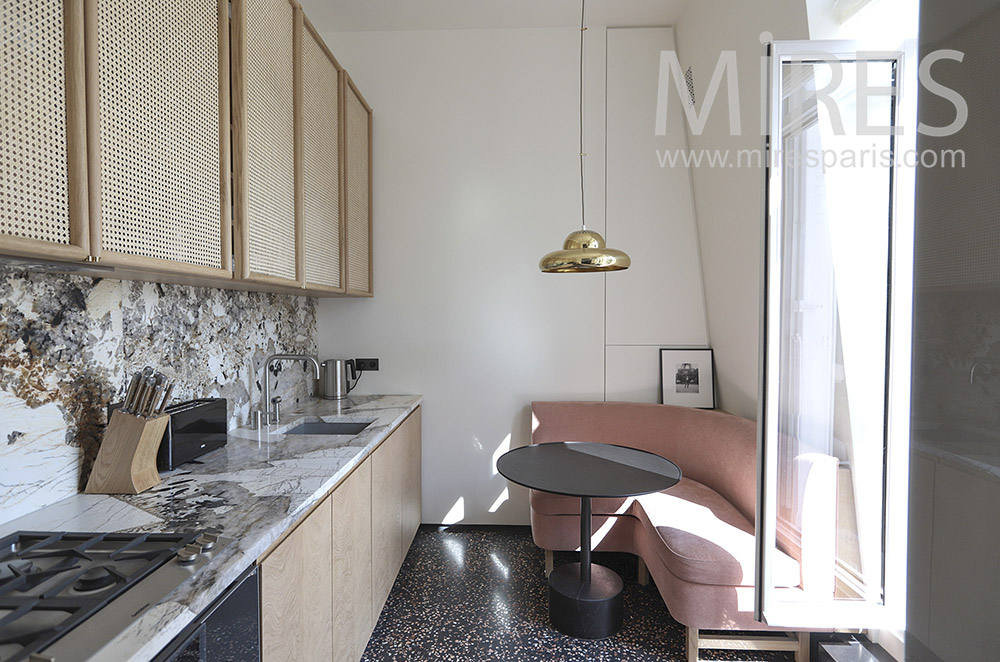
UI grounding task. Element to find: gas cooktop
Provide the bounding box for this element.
[0,530,229,662]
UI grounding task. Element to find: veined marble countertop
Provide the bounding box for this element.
[0,393,423,662]
[911,424,1000,484]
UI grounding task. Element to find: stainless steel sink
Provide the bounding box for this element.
[284,421,373,435]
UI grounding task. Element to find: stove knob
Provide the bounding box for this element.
[177,544,202,565]
[195,533,218,550]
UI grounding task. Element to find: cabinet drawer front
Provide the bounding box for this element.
[301,23,342,291]
[2,0,88,258]
[93,0,227,271]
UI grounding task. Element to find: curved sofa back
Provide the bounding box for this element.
[531,401,758,524]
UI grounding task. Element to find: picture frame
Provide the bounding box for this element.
[660,348,716,409]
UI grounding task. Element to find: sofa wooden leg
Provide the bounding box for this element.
[544,549,553,577]
[795,632,810,662]
[686,627,699,662]
[637,556,649,586]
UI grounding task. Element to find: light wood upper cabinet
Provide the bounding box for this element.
[85,0,231,278]
[261,496,333,662]
[343,74,373,297]
[299,16,345,293]
[233,0,300,287]
[3,0,374,297]
[1,0,90,262]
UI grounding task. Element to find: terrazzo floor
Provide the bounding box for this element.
[361,525,795,662]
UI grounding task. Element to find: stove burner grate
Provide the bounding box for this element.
[0,531,200,662]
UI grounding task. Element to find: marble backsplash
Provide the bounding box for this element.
[911,287,1000,432]
[0,266,317,524]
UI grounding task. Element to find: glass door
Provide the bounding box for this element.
[757,41,914,631]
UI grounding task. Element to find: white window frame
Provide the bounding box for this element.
[756,38,915,637]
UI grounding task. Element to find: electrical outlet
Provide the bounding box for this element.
[355,358,379,371]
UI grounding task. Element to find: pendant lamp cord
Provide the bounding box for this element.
[579,0,587,231]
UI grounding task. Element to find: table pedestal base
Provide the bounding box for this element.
[548,562,624,639]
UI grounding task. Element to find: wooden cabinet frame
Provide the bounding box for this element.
[342,72,374,297]
[0,0,90,263]
[5,0,372,297]
[299,14,347,295]
[82,0,233,279]
[232,0,302,288]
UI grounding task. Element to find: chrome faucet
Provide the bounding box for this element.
[263,354,321,425]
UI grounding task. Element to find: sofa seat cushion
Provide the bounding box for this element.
[637,478,801,588]
[530,489,634,517]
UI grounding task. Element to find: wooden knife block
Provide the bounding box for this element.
[85,410,170,495]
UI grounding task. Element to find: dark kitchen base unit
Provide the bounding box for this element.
[154,565,261,662]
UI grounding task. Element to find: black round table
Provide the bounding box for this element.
[497,441,681,639]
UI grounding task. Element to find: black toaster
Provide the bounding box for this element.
[156,398,228,471]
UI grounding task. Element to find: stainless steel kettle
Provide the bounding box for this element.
[321,359,358,400]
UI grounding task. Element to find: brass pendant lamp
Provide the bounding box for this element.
[539,0,630,273]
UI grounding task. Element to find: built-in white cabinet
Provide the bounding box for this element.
[601,29,707,402]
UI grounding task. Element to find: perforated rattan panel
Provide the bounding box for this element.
[96,0,223,269]
[302,30,340,289]
[1,0,71,245]
[245,0,297,282]
[345,85,371,293]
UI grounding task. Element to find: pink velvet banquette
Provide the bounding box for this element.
[529,401,836,662]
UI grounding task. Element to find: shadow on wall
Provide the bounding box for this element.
[439,402,535,525]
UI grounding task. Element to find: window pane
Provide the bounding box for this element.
[762,56,897,623]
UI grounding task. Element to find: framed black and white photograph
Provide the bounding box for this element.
[660,348,715,408]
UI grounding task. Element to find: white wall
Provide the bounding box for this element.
[674,0,810,419]
[317,27,706,524]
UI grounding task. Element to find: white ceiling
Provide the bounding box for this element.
[297,0,692,33]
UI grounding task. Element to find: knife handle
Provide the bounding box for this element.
[123,374,141,414]
[146,385,164,418]
[156,382,175,416]
[131,379,148,416]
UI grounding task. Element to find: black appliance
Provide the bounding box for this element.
[105,398,228,472]
[154,566,260,662]
[156,399,228,471]
[0,530,233,662]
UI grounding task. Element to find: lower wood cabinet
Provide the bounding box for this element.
[259,406,421,662]
[401,408,422,562]
[371,407,421,619]
[332,458,372,662]
[260,496,332,662]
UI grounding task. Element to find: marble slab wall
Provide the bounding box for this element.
[0,266,317,524]
[911,287,1000,432]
